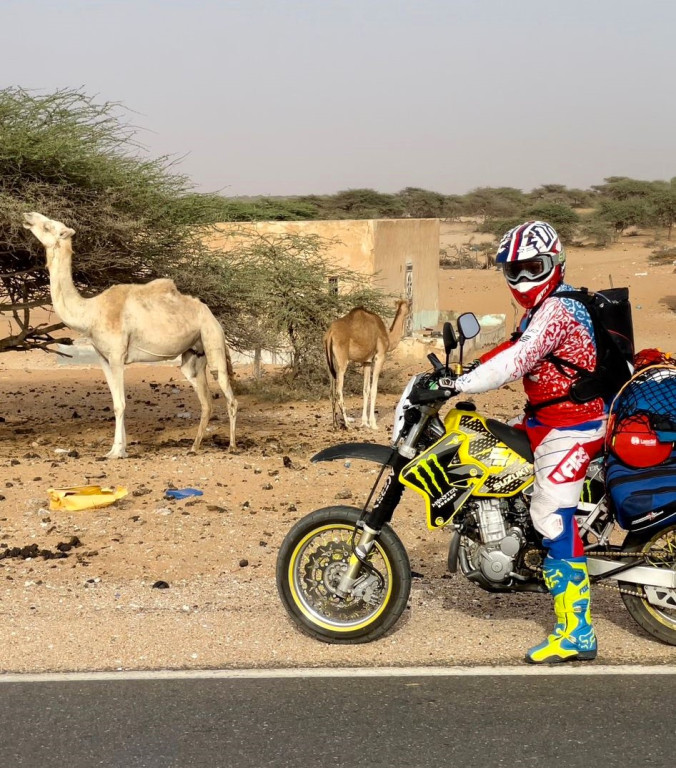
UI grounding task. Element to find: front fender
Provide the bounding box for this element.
[311,442,397,466]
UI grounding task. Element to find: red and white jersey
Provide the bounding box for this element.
[455,284,604,427]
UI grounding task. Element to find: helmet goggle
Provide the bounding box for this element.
[502,254,556,285]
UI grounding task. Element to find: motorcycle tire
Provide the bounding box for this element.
[620,523,676,646]
[276,506,411,644]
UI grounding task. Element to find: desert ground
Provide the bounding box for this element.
[1,222,675,673]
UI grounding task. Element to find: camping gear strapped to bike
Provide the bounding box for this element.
[606,362,676,533]
[276,306,676,647]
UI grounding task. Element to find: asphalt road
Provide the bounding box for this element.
[1,669,674,767]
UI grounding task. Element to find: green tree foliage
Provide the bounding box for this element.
[529,184,594,209]
[648,183,676,239]
[461,187,527,218]
[215,197,320,221]
[525,203,580,242]
[397,187,448,218]
[592,177,657,200]
[596,197,652,233]
[317,188,405,219]
[575,216,615,247]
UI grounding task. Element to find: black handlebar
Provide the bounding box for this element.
[408,387,455,405]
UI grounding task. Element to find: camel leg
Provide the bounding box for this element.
[214,366,237,450]
[200,316,238,450]
[97,353,128,459]
[180,351,212,453]
[368,352,385,430]
[361,362,372,428]
[335,364,352,428]
[329,375,339,429]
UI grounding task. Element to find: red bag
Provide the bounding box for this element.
[633,348,673,370]
[607,413,673,468]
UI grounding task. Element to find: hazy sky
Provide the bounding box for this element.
[3,0,675,196]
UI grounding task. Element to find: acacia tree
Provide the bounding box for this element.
[0,87,238,352]
[648,182,676,239]
[207,229,390,375]
[525,203,580,242]
[596,198,652,234]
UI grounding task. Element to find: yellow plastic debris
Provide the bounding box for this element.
[48,485,128,512]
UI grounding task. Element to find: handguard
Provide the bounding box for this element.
[408,387,455,405]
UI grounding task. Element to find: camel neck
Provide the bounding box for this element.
[47,241,92,334]
[388,308,407,350]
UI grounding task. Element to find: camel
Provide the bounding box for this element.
[23,212,237,458]
[324,299,410,430]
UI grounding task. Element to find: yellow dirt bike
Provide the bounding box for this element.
[276,314,676,645]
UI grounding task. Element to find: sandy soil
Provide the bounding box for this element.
[1,224,675,673]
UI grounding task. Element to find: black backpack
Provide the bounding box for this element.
[529,287,634,410]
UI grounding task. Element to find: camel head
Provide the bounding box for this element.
[395,298,411,318]
[23,212,75,268]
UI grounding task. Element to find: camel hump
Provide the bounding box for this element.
[146,278,179,294]
[344,306,378,321]
[343,308,388,334]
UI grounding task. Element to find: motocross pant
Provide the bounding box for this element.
[517,416,606,558]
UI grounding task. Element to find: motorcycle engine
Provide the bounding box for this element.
[467,499,524,583]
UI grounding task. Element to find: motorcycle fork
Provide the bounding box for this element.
[336,453,408,596]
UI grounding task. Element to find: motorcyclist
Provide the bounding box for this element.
[454,220,604,664]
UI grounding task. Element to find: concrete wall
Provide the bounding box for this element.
[210,218,440,332]
[372,219,439,331]
[209,220,376,275]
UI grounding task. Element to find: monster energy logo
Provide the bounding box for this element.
[580,478,594,504]
[404,454,450,497]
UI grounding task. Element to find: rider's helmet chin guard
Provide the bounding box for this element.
[495,221,565,309]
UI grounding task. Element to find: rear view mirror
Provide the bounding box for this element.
[457,313,481,341]
[442,322,458,353]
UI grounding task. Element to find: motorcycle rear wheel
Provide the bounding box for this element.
[620,523,676,646]
[276,506,411,644]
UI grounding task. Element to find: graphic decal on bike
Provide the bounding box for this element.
[401,409,534,529]
[406,454,450,495]
[401,439,476,528]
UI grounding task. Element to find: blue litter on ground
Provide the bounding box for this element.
[164,488,204,500]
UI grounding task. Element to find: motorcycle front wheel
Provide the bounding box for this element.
[620,523,676,646]
[276,506,411,644]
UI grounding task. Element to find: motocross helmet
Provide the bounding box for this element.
[495,221,565,309]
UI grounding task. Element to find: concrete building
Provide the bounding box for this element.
[210,218,440,333]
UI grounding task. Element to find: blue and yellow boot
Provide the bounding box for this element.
[525,556,597,664]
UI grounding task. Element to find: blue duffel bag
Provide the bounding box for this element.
[605,452,676,532]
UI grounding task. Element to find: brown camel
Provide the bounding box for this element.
[324,299,410,429]
[23,212,237,458]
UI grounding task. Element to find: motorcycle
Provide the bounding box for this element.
[276,313,676,646]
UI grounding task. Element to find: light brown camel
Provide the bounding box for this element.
[23,212,237,458]
[324,299,410,429]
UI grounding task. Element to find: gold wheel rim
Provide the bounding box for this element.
[640,528,676,629]
[287,523,394,633]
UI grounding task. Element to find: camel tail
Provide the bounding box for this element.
[324,333,337,380]
[324,333,339,428]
